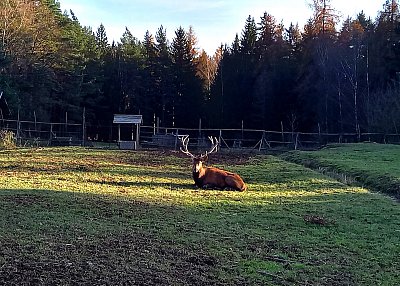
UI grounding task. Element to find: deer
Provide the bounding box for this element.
[180,135,247,191]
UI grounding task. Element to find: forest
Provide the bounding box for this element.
[1,0,400,135]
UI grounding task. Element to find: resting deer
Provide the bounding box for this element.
[180,135,247,191]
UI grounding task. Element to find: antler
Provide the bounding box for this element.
[180,135,195,158]
[204,136,219,157]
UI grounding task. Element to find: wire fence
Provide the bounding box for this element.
[1,118,400,150]
[139,125,400,151]
[0,119,83,147]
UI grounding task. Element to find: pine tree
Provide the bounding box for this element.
[366,0,400,132]
[142,30,158,123]
[231,34,240,54]
[60,13,100,122]
[95,24,109,56]
[257,12,277,53]
[171,26,203,127]
[286,23,302,50]
[155,25,174,126]
[373,0,400,85]
[240,16,257,55]
[187,26,199,60]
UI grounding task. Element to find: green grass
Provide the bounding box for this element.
[281,143,400,197]
[0,147,399,285]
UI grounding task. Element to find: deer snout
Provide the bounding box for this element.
[192,160,203,173]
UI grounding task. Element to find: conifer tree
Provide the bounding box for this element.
[95,24,109,56]
[240,16,257,55]
[171,26,203,127]
[142,30,158,123]
[286,23,302,50]
[154,25,174,126]
[231,34,240,54]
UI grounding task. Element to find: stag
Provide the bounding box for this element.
[180,135,247,191]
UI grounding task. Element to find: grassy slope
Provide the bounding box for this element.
[281,143,400,197]
[0,147,399,285]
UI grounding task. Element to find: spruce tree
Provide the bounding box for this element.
[155,26,174,126]
[171,27,203,127]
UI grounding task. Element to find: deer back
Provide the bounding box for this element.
[195,164,246,192]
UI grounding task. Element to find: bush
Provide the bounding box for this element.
[0,130,16,149]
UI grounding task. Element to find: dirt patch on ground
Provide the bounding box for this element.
[0,231,236,286]
[2,194,48,207]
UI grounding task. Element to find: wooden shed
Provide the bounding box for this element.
[113,114,143,150]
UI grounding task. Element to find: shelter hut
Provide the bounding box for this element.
[113,114,143,150]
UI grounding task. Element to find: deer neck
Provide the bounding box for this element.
[193,165,205,176]
[192,165,206,187]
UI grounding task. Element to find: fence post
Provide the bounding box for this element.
[136,123,140,149]
[219,129,222,150]
[281,121,284,143]
[65,111,68,136]
[34,111,37,136]
[258,131,265,151]
[294,133,299,150]
[241,120,244,143]
[82,107,86,146]
[318,123,322,146]
[199,118,202,138]
[174,129,179,151]
[16,109,20,146]
[118,124,121,142]
[0,91,2,122]
[153,113,156,135]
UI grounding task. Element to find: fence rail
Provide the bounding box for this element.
[1,118,399,150]
[139,125,400,151]
[0,119,84,147]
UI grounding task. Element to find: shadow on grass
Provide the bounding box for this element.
[0,189,225,286]
[87,179,195,190]
[1,187,399,286]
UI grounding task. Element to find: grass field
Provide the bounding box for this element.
[281,143,400,198]
[0,147,399,285]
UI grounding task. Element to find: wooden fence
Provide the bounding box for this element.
[1,118,399,150]
[139,125,400,151]
[0,118,84,147]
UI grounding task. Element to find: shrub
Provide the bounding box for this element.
[0,130,16,149]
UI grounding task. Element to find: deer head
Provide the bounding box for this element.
[180,135,219,173]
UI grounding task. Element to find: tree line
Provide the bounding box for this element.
[1,0,400,137]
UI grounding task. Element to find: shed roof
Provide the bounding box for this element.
[113,114,143,124]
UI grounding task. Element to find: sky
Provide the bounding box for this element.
[59,0,384,54]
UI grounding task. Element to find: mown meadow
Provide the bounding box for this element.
[0,146,399,285]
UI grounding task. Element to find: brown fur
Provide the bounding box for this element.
[192,158,247,191]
